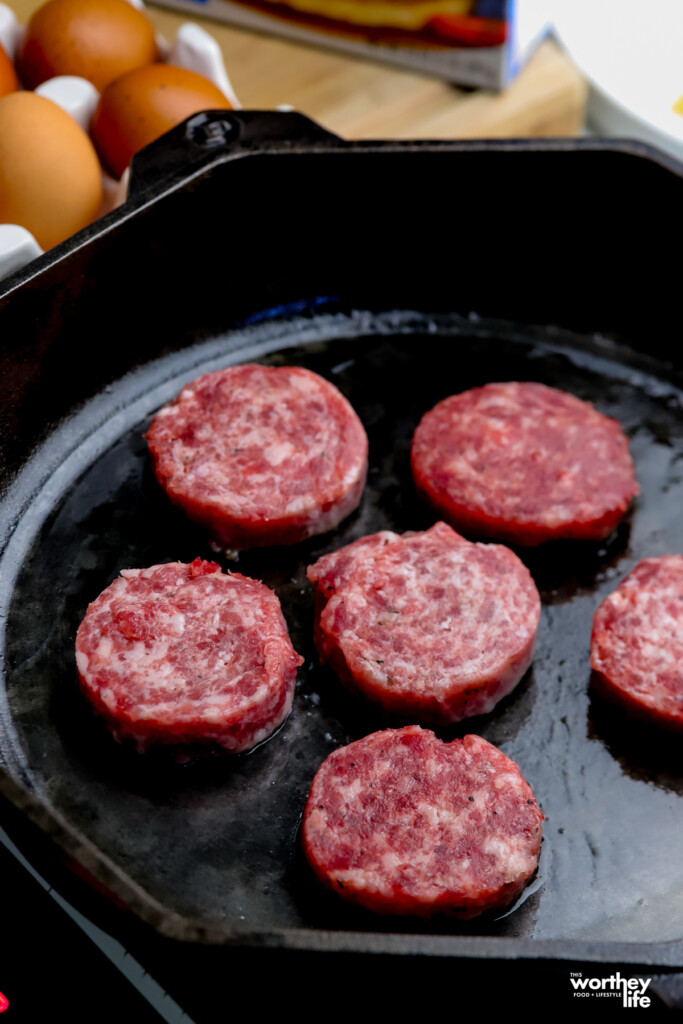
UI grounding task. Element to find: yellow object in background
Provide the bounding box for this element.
[673,93,683,116]
[0,91,103,250]
[267,0,471,31]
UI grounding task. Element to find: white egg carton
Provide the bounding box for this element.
[0,0,240,281]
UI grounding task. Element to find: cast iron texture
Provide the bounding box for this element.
[1,114,683,968]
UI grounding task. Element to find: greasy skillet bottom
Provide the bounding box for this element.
[4,311,683,944]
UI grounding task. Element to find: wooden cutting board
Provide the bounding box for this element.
[11,0,587,139]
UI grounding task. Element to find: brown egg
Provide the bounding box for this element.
[0,91,103,250]
[91,63,231,179]
[18,0,158,91]
[0,42,19,97]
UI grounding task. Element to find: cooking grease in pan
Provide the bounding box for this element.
[4,310,683,944]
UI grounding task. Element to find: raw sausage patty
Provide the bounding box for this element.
[411,381,638,546]
[145,364,368,550]
[75,558,303,752]
[590,556,683,730]
[307,521,540,724]
[302,726,544,918]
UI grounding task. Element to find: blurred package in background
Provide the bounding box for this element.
[152,0,550,89]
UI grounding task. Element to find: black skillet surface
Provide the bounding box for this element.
[2,307,683,960]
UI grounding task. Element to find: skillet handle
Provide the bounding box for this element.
[125,109,342,200]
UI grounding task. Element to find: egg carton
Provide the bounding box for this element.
[0,0,240,281]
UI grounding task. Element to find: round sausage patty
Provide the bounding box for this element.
[307,521,540,724]
[302,726,544,918]
[145,364,368,550]
[590,556,683,730]
[75,558,303,753]
[411,381,638,547]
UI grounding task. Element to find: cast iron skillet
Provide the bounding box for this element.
[1,113,683,971]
